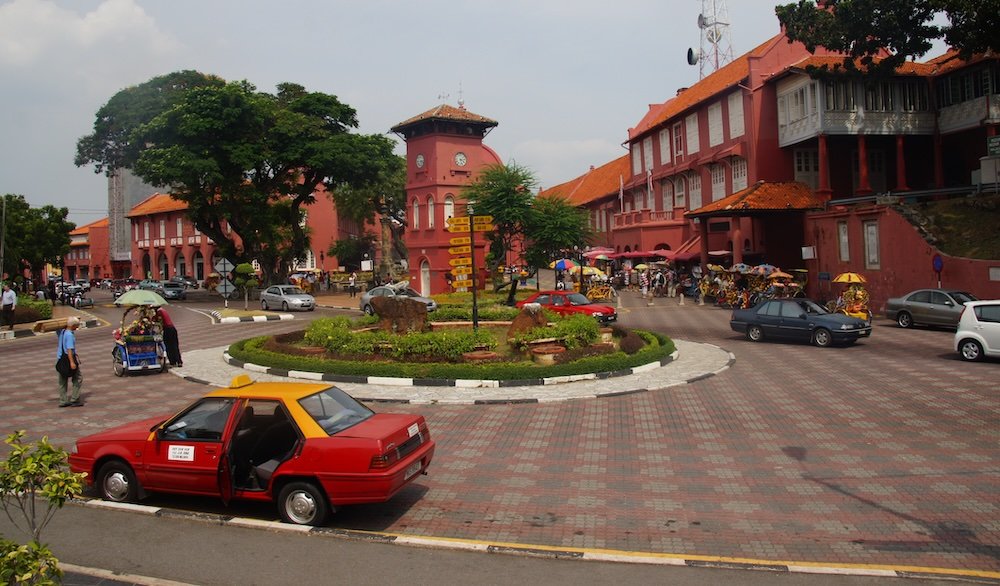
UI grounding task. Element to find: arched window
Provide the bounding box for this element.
[444,195,455,221]
[674,177,687,209]
[412,199,420,230]
[427,196,435,229]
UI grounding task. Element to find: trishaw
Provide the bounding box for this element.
[111,291,169,376]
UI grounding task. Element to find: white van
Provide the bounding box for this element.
[954,300,1000,361]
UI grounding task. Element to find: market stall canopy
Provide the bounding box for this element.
[768,270,794,280]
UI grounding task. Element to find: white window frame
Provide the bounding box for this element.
[863,220,880,269]
[144,222,150,240]
[711,164,726,200]
[728,91,745,138]
[661,179,674,210]
[175,218,183,237]
[838,221,850,262]
[658,128,672,165]
[673,122,684,159]
[688,172,702,210]
[731,158,748,192]
[159,219,166,238]
[708,101,723,147]
[631,143,642,175]
[444,195,455,222]
[426,196,435,229]
[412,199,420,230]
[642,136,654,173]
[685,113,700,154]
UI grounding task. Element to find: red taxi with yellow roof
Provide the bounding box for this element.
[68,375,435,526]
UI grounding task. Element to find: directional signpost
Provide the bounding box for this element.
[214,258,236,308]
[445,215,494,329]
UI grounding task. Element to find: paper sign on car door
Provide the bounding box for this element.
[168,445,195,461]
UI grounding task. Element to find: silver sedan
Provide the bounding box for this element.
[885,288,977,328]
[260,285,315,311]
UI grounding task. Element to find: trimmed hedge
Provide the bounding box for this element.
[228,328,675,381]
[13,295,53,323]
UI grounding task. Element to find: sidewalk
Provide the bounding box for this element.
[0,302,102,340]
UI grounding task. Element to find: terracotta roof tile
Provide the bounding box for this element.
[787,54,935,75]
[391,104,498,133]
[69,217,109,235]
[924,50,999,75]
[686,181,822,217]
[126,193,188,218]
[538,155,630,206]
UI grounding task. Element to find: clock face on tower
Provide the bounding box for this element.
[454,152,468,167]
[415,154,425,168]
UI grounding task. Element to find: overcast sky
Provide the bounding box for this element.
[0,0,941,226]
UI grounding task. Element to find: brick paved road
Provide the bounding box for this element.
[1,290,997,574]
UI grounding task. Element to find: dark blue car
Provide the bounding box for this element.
[730,298,872,347]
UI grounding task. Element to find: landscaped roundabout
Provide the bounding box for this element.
[227,292,675,383]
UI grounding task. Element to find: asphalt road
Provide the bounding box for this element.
[1,288,997,584]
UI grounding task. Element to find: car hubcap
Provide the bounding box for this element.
[104,471,129,501]
[962,343,979,359]
[286,491,316,524]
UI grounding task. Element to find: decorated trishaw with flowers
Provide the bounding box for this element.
[111,291,169,376]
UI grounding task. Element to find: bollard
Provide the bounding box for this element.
[679,293,685,306]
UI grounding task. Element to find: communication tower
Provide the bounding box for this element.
[686,0,734,79]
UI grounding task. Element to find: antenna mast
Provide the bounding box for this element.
[686,0,734,79]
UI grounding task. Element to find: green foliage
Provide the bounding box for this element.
[523,195,594,272]
[1,431,85,583]
[9,296,51,324]
[233,263,259,290]
[460,162,538,279]
[303,318,496,361]
[431,305,522,322]
[1,195,75,283]
[329,233,378,271]
[231,329,674,381]
[775,0,1000,77]
[0,539,61,585]
[510,313,600,350]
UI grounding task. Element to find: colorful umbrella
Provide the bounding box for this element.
[549,259,578,271]
[634,263,649,270]
[581,266,606,277]
[593,254,610,261]
[768,270,794,280]
[730,263,752,274]
[833,272,867,284]
[751,264,777,275]
[114,289,168,307]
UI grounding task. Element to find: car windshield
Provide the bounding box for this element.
[798,299,829,314]
[566,293,592,306]
[299,387,374,435]
[280,286,305,295]
[398,287,421,298]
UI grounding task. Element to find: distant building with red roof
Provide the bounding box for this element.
[63,217,110,283]
[542,16,1000,308]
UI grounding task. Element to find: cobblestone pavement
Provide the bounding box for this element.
[1,289,997,578]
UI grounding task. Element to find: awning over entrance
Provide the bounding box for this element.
[685,181,823,219]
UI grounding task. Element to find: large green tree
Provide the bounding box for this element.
[461,162,591,293]
[78,74,401,283]
[1,194,74,285]
[776,0,1000,76]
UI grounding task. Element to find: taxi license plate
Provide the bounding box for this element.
[405,460,422,480]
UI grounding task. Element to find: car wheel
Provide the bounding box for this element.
[896,311,913,328]
[746,325,764,342]
[261,299,269,311]
[113,347,125,377]
[363,304,375,316]
[958,339,983,361]
[813,328,833,347]
[282,301,289,311]
[277,481,329,526]
[97,460,139,503]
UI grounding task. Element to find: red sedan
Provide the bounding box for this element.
[68,375,435,526]
[517,290,618,324]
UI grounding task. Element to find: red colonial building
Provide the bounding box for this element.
[391,104,503,295]
[123,185,359,282]
[63,217,111,283]
[542,21,1000,310]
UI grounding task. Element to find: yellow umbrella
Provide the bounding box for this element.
[768,270,794,280]
[634,263,649,270]
[833,272,866,284]
[581,266,606,277]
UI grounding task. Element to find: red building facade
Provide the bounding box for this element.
[542,22,1000,310]
[64,217,111,283]
[391,104,503,295]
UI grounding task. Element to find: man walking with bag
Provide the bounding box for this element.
[56,316,83,407]
[1,283,16,330]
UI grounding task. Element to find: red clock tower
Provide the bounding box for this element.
[391,103,501,295]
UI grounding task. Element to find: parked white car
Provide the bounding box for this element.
[954,300,1000,361]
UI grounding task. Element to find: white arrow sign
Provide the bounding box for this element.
[214,258,235,274]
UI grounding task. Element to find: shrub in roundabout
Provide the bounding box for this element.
[229,313,675,381]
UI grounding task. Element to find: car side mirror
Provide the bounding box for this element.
[944,301,953,307]
[798,313,807,319]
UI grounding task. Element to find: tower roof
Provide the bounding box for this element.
[390,104,498,135]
